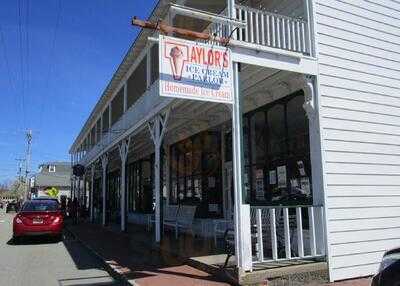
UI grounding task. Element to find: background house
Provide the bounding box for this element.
[31,162,71,200]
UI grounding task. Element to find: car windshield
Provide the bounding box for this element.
[22,201,59,212]
[379,252,400,272]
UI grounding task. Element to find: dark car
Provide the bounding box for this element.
[32,196,59,203]
[371,247,400,286]
[6,202,19,213]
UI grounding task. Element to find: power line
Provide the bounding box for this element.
[17,0,26,128]
[25,0,30,122]
[0,24,22,129]
[39,0,63,131]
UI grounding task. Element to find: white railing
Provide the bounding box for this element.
[210,5,310,55]
[79,81,167,166]
[250,205,325,263]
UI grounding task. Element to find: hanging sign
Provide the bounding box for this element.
[159,35,233,104]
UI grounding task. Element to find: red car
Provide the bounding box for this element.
[13,199,63,242]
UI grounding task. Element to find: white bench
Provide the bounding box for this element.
[164,205,197,238]
[148,205,179,231]
[213,211,234,245]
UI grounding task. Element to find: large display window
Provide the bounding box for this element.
[169,131,222,218]
[245,90,312,205]
[127,155,154,214]
[107,170,120,223]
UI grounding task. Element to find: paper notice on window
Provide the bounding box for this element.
[297,161,306,176]
[255,169,264,200]
[300,177,311,196]
[209,204,219,212]
[269,170,277,185]
[277,165,287,188]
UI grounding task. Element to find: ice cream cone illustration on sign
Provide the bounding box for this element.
[167,43,188,81]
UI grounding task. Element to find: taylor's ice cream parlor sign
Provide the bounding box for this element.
[159,35,233,104]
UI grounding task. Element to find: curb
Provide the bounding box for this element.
[65,226,138,286]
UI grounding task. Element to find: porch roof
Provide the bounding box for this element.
[69,0,227,154]
[69,0,170,153]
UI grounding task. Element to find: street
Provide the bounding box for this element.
[0,210,121,286]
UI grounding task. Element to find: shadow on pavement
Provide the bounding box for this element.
[7,235,60,246]
[66,221,231,285]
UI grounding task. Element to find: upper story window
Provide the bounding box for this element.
[102,106,110,133]
[127,56,147,109]
[111,87,124,125]
[150,44,159,85]
[48,165,56,173]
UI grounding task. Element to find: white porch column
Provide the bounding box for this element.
[83,174,87,208]
[231,62,253,273]
[118,137,131,232]
[74,177,77,200]
[148,110,170,243]
[303,75,326,255]
[101,154,108,226]
[164,145,170,206]
[221,125,228,219]
[90,165,95,222]
[77,176,81,206]
[228,0,252,273]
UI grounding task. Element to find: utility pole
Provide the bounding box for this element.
[25,130,32,201]
[15,158,25,182]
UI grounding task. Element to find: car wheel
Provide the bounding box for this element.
[12,236,20,245]
[55,234,63,242]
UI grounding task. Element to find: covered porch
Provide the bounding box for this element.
[83,64,327,283]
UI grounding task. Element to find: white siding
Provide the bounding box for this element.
[315,0,400,281]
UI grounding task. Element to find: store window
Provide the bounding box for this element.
[107,170,120,223]
[170,131,222,218]
[243,90,312,205]
[127,155,154,214]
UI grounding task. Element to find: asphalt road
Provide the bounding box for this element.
[0,209,121,286]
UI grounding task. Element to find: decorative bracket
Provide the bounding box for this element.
[100,153,108,171]
[91,164,95,178]
[302,75,316,120]
[148,109,170,148]
[118,137,131,165]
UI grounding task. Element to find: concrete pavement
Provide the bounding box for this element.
[0,210,121,286]
[67,222,233,286]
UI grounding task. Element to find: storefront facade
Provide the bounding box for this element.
[70,0,400,282]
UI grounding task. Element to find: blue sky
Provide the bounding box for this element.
[0,0,157,182]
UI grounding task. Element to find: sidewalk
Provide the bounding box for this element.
[66,221,231,286]
[66,221,372,286]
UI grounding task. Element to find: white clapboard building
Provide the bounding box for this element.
[69,0,400,283]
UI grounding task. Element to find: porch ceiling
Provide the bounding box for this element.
[126,64,300,162]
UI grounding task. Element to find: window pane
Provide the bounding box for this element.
[170,146,178,179]
[151,44,159,84]
[267,104,286,159]
[178,152,185,177]
[250,111,266,165]
[203,132,218,153]
[102,107,109,133]
[243,118,250,165]
[287,94,308,155]
[111,87,124,125]
[127,56,147,108]
[192,136,202,174]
